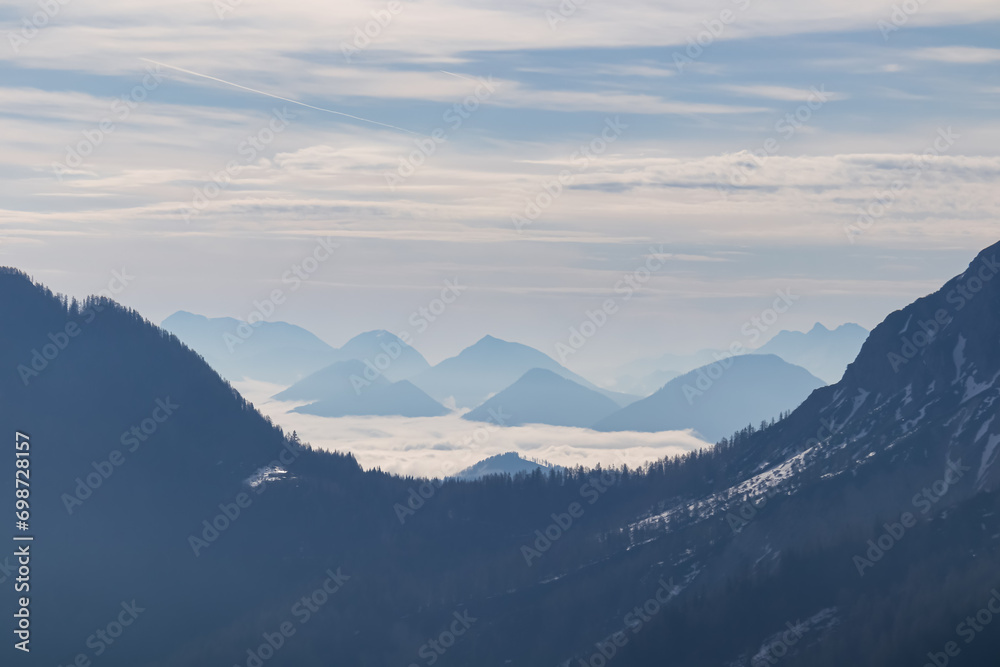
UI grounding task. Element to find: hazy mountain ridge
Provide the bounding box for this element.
[273,359,448,418]
[164,311,857,432]
[755,322,869,383]
[462,368,622,428]
[613,322,869,396]
[161,311,430,385]
[161,310,341,384]
[594,354,826,442]
[411,335,638,409]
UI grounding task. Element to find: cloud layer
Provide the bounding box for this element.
[235,380,707,478]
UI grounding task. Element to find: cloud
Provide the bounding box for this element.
[492,88,769,115]
[517,63,677,79]
[234,380,707,478]
[911,46,1000,64]
[719,85,849,102]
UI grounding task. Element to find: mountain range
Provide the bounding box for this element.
[274,359,448,418]
[462,367,622,428]
[756,322,870,383]
[162,311,429,385]
[163,312,862,433]
[594,354,826,442]
[613,322,869,395]
[2,240,1000,665]
[161,310,341,384]
[410,334,637,409]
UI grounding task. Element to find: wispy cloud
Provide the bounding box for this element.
[719,84,849,102]
[911,46,1000,64]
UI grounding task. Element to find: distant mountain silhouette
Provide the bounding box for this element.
[613,367,682,397]
[463,368,621,428]
[162,310,340,384]
[755,322,869,383]
[162,312,430,385]
[412,335,637,409]
[275,359,448,418]
[593,354,825,442]
[453,452,561,480]
[338,329,431,381]
[614,323,867,394]
[615,349,726,389]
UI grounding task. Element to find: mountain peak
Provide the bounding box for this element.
[475,334,507,346]
[347,329,398,342]
[594,354,825,442]
[453,452,558,480]
[462,367,621,427]
[162,310,209,326]
[413,336,630,409]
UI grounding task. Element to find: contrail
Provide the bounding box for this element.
[439,70,479,84]
[140,58,421,135]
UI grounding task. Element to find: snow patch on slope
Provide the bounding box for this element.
[963,370,1000,403]
[976,416,996,442]
[629,446,817,534]
[954,336,968,384]
[977,434,1000,489]
[244,466,288,488]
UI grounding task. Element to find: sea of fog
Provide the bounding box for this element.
[233,380,708,479]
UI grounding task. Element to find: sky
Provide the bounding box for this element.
[1,0,999,378]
